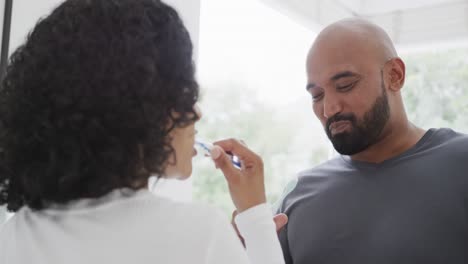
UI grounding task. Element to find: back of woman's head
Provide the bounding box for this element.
[0,0,199,211]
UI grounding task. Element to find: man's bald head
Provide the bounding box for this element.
[309,18,397,66]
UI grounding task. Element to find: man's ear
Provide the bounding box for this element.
[388,57,406,92]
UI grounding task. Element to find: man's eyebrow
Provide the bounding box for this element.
[331,71,358,81]
[306,71,359,91]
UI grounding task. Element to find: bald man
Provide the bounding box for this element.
[276,19,468,263]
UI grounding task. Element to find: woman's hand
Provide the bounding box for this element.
[210,138,266,213]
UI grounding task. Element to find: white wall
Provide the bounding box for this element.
[9,0,201,61]
[9,0,64,53]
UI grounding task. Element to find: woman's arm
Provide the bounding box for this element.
[205,205,284,264]
[235,203,285,264]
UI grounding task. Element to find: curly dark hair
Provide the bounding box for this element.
[0,0,199,211]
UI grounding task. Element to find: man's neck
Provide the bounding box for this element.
[350,121,426,164]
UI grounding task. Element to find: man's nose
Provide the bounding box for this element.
[323,95,342,119]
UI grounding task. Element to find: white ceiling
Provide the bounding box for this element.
[339,0,454,15]
[260,0,468,49]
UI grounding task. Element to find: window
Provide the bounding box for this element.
[192,0,468,215]
[192,0,331,214]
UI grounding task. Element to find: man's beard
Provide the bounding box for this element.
[326,76,390,155]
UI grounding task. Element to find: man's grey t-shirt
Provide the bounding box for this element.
[278,128,468,264]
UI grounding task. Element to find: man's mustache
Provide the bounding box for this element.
[326,113,356,132]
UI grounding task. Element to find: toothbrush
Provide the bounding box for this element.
[195,139,241,169]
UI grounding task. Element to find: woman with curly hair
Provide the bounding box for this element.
[0,0,284,263]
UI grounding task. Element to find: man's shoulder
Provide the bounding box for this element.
[427,128,468,152]
[430,128,468,142]
[441,128,468,142]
